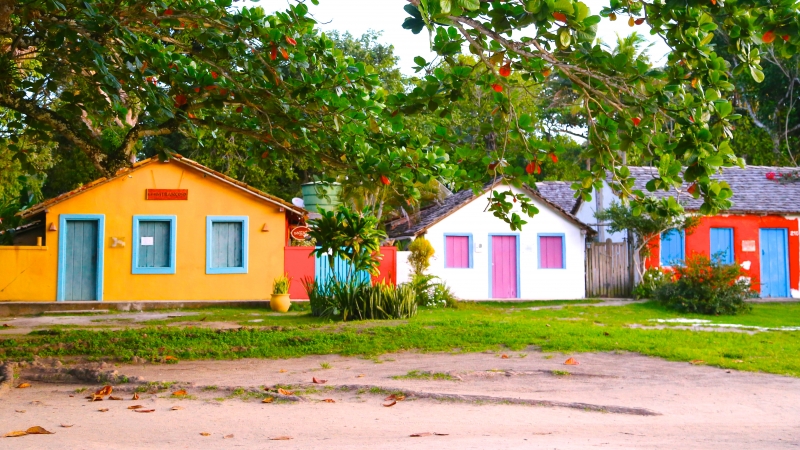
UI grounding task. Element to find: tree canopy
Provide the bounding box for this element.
[2,0,799,229]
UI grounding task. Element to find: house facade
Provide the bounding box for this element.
[629,166,800,298]
[0,156,306,302]
[386,183,594,300]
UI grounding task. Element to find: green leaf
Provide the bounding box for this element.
[558,28,571,48]
[749,66,765,83]
[414,56,427,67]
[705,155,723,167]
[715,101,732,118]
[440,0,451,14]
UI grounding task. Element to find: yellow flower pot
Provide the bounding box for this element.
[270,293,291,312]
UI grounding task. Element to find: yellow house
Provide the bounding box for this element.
[0,156,305,302]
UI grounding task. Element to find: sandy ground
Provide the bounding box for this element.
[2,350,799,449]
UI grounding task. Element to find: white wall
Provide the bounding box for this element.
[574,180,627,243]
[422,185,587,300]
[396,251,412,285]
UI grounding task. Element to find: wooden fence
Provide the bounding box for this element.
[585,239,632,298]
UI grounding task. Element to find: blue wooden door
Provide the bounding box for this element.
[760,228,790,298]
[315,253,370,285]
[710,228,734,264]
[491,235,518,298]
[64,220,99,301]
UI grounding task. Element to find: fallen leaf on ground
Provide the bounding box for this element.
[435,433,449,436]
[90,394,103,402]
[277,388,294,396]
[224,434,234,439]
[690,360,705,365]
[269,436,293,440]
[16,383,30,389]
[108,396,122,401]
[95,385,112,396]
[200,432,210,437]
[262,397,274,403]
[501,354,509,359]
[15,410,24,413]
[279,369,286,373]
[385,394,406,401]
[132,393,140,400]
[3,431,27,437]
[564,357,579,365]
[357,374,365,378]
[2,324,10,327]
[128,405,145,410]
[322,399,335,403]
[25,426,53,435]
[383,400,397,407]
[199,317,207,322]
[98,408,109,412]
[411,432,432,437]
[312,377,327,384]
[164,356,178,361]
[60,424,73,428]
[134,409,155,413]
[172,390,187,397]
[171,406,184,411]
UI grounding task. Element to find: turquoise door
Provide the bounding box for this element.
[759,228,789,298]
[58,216,105,301]
[710,228,734,264]
[315,253,371,285]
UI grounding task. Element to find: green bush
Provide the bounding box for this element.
[632,267,671,299]
[653,254,756,315]
[303,277,417,321]
[408,274,458,308]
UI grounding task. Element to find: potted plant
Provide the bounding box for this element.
[270,274,292,312]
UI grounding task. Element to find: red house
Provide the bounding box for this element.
[628,166,800,298]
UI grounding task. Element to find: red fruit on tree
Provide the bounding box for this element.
[211,71,218,79]
[491,84,503,93]
[710,0,716,5]
[687,183,698,195]
[280,48,288,59]
[549,153,558,164]
[542,68,551,77]
[499,63,511,77]
[236,106,243,113]
[782,35,790,42]
[380,175,390,185]
[525,162,536,175]
[193,87,200,93]
[766,172,776,180]
[634,18,645,25]
[188,112,196,119]
[164,8,173,15]
[174,94,187,106]
[270,45,277,61]
[285,36,297,46]
[632,117,641,126]
[763,30,776,43]
[552,12,567,22]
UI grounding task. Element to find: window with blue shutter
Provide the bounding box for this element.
[132,216,177,274]
[710,228,734,264]
[206,216,249,274]
[660,229,685,266]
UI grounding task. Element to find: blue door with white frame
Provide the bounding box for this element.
[760,228,789,298]
[58,215,105,301]
[710,228,734,264]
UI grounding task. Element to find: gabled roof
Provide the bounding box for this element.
[620,165,800,215]
[385,181,595,239]
[18,155,306,219]
[535,181,580,214]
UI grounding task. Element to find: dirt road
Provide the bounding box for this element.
[1,350,799,449]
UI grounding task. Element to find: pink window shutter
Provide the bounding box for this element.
[446,236,470,268]
[540,236,563,268]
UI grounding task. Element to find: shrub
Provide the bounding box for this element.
[407,237,435,276]
[408,274,458,308]
[303,277,417,321]
[632,267,671,299]
[272,274,291,294]
[653,254,756,315]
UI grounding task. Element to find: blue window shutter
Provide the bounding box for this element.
[137,221,171,268]
[710,228,734,264]
[660,229,685,266]
[206,216,248,274]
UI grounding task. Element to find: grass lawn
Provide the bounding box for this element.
[2,300,799,377]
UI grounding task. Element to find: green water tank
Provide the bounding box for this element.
[301,182,342,213]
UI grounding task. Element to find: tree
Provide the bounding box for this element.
[595,200,699,281]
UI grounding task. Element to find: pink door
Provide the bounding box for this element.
[491,235,518,298]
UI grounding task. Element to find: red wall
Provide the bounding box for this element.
[284,246,398,299]
[284,246,315,299]
[646,215,800,294]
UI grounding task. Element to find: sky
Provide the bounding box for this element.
[259,0,672,75]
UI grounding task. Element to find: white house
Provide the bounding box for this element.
[536,180,627,243]
[386,182,595,300]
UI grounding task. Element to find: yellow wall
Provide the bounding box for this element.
[0,160,289,301]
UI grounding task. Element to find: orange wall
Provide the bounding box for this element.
[646,215,800,293]
[0,246,55,300]
[1,160,290,301]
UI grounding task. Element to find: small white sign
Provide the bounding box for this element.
[140,236,154,246]
[742,240,756,252]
